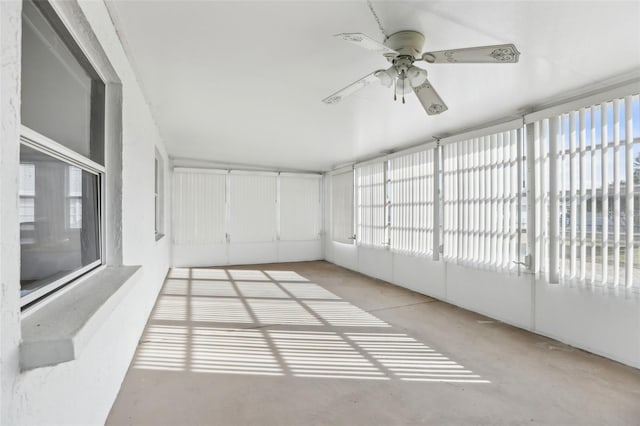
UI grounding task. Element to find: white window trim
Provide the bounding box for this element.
[20,126,105,174]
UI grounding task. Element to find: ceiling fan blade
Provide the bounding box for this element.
[322,71,383,104]
[334,33,399,57]
[413,79,448,115]
[422,44,520,64]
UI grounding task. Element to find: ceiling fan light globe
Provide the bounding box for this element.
[374,70,393,88]
[405,66,427,87]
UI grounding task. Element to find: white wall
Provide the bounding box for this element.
[0,1,171,424]
[324,175,640,370]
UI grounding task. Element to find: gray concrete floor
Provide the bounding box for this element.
[107,261,640,426]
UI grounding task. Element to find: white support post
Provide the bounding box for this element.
[490,133,498,265]
[541,120,550,276]
[276,172,281,242]
[510,129,518,270]
[526,123,536,273]
[549,116,560,284]
[590,106,598,284]
[503,131,511,269]
[433,144,440,261]
[478,136,491,265]
[624,96,634,288]
[458,141,464,261]
[498,131,503,266]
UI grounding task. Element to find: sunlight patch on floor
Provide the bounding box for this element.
[134,268,490,384]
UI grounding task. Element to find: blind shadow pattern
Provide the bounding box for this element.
[133,268,489,383]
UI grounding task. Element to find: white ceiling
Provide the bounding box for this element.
[106,1,640,172]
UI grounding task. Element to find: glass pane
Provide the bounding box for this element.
[21,0,93,159]
[20,144,101,301]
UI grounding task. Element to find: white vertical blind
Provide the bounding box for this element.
[332,170,354,244]
[229,172,277,243]
[173,170,226,244]
[443,141,459,259]
[389,150,435,255]
[534,94,640,288]
[280,175,321,241]
[443,129,523,270]
[356,162,386,247]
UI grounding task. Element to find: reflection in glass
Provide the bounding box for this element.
[20,145,101,301]
[21,0,103,164]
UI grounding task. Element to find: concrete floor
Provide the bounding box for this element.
[107,261,640,425]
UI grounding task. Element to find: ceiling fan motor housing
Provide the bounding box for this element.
[384,30,425,60]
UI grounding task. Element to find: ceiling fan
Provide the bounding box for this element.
[322,30,520,115]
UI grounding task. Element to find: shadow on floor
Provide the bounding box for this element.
[133,267,489,384]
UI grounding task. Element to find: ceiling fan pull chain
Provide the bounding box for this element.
[366,0,389,39]
[393,76,397,101]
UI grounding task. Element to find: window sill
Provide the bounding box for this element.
[20,265,141,371]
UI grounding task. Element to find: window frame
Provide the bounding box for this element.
[19,126,105,307]
[19,0,109,309]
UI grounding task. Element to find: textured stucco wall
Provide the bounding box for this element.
[0,1,171,424]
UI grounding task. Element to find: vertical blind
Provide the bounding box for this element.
[174,169,322,245]
[229,173,277,243]
[331,91,638,289]
[280,175,321,241]
[331,170,354,244]
[534,94,640,287]
[173,170,226,244]
[442,129,523,270]
[389,150,435,255]
[356,162,387,247]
